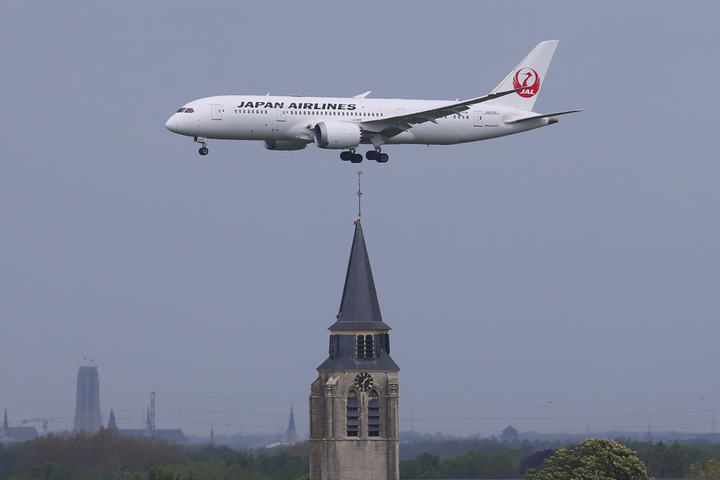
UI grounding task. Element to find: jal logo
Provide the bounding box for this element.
[512,68,541,98]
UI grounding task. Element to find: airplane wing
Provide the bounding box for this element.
[359,87,523,143]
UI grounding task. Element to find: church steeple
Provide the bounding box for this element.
[288,404,296,432]
[285,404,297,444]
[310,215,400,480]
[330,218,390,331]
[108,409,117,429]
[317,218,398,372]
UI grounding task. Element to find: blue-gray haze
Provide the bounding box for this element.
[1,1,718,438]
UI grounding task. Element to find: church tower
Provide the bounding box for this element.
[74,365,102,433]
[309,218,399,480]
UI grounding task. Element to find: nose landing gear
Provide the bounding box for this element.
[194,137,209,156]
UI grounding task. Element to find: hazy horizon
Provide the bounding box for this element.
[2,1,719,438]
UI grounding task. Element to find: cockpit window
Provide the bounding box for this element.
[176,107,195,113]
[177,108,186,113]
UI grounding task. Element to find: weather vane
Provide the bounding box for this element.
[357,170,363,218]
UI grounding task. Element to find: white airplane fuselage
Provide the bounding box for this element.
[165,41,579,162]
[166,95,551,144]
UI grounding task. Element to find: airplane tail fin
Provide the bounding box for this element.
[489,40,559,111]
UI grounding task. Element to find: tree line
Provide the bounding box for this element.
[0,429,306,480]
[400,438,720,478]
[4,429,720,479]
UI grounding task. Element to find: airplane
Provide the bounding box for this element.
[165,40,581,163]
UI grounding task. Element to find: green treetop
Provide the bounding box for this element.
[524,438,653,480]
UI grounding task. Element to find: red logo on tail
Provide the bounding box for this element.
[512,68,541,98]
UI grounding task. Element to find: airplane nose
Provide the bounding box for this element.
[165,115,177,132]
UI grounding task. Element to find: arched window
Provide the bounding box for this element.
[368,390,380,437]
[346,391,359,437]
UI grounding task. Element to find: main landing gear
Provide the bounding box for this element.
[366,148,389,163]
[194,137,209,156]
[340,149,363,163]
[340,148,389,163]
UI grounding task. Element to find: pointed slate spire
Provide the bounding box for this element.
[330,218,390,331]
[3,408,8,430]
[317,217,398,372]
[108,409,117,429]
[287,404,296,432]
[285,404,297,444]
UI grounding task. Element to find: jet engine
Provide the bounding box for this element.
[313,122,361,149]
[263,140,308,151]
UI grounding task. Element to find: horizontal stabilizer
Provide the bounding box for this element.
[504,109,584,124]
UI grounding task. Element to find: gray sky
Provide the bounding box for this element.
[2,1,719,438]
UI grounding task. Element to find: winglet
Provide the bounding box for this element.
[353,91,372,99]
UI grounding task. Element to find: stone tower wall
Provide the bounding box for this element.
[310,370,399,480]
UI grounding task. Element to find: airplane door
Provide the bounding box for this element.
[276,109,286,122]
[473,111,483,127]
[211,104,223,120]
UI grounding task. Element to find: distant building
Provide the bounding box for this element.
[1,409,38,443]
[106,407,187,444]
[74,366,102,433]
[72,366,185,443]
[644,423,654,442]
[108,409,117,429]
[285,405,297,444]
[501,424,519,440]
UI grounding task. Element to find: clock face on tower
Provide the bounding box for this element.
[353,372,374,392]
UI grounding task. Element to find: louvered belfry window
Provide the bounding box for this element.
[329,335,336,357]
[346,391,359,437]
[368,390,381,437]
[356,334,374,359]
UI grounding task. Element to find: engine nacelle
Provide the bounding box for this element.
[263,140,308,151]
[313,122,361,149]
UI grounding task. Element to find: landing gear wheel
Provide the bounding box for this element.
[341,149,363,162]
[199,146,209,156]
[367,148,388,163]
